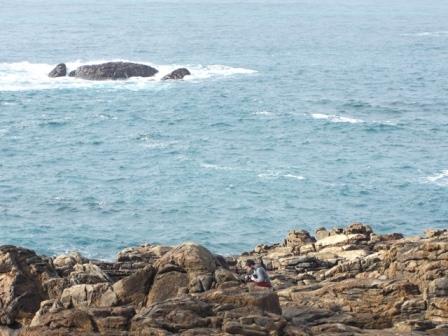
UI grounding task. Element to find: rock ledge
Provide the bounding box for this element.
[1,224,447,335]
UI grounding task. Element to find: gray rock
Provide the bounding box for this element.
[48,63,67,77]
[69,62,158,80]
[162,68,191,80]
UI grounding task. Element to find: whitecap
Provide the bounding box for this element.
[283,174,305,180]
[258,171,305,181]
[200,163,238,171]
[253,111,274,116]
[425,170,448,186]
[0,59,257,92]
[404,31,448,37]
[257,171,280,179]
[142,142,170,149]
[311,113,364,124]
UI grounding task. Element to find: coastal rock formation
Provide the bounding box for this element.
[68,62,158,80]
[0,246,56,326]
[1,224,448,335]
[48,63,67,77]
[162,68,191,80]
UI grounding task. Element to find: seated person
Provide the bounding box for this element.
[244,259,272,288]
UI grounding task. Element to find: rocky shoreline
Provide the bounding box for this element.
[1,223,447,335]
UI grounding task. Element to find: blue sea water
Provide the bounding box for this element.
[1,0,448,259]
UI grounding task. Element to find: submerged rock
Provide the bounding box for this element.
[69,61,158,80]
[48,63,67,77]
[162,68,191,80]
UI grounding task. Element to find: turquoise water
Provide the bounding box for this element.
[1,0,448,259]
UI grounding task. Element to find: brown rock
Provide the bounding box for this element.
[0,246,56,326]
[117,244,172,263]
[284,230,316,253]
[343,223,373,236]
[146,271,188,305]
[202,287,282,315]
[60,283,118,308]
[26,303,96,335]
[113,265,156,306]
[155,243,216,274]
[214,267,238,284]
[90,306,135,333]
[43,277,71,300]
[132,297,213,333]
[69,263,111,284]
[52,252,87,276]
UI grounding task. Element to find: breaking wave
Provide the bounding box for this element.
[425,170,448,187]
[403,31,448,37]
[311,113,364,124]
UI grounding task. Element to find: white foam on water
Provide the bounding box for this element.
[0,60,257,92]
[258,171,305,181]
[311,113,364,124]
[283,174,305,180]
[200,163,240,171]
[403,31,448,37]
[425,170,448,187]
[253,111,275,116]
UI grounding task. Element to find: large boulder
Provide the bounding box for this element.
[68,263,111,285]
[48,63,67,78]
[201,287,282,315]
[155,243,216,274]
[162,68,191,80]
[146,269,188,305]
[112,265,156,305]
[60,283,118,309]
[132,297,213,333]
[284,230,316,254]
[117,244,171,264]
[153,243,217,295]
[69,62,158,80]
[26,308,96,336]
[25,300,135,336]
[0,246,56,326]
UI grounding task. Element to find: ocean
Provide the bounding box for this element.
[1,0,447,259]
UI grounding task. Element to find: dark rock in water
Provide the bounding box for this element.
[70,62,158,80]
[68,70,76,77]
[48,63,67,78]
[162,68,191,80]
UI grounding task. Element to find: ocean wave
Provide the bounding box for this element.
[311,113,364,124]
[310,113,399,127]
[253,111,275,116]
[258,171,305,181]
[425,170,448,187]
[200,163,240,171]
[404,31,448,37]
[200,164,305,181]
[0,60,257,92]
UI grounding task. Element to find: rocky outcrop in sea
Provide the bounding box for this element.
[47,62,191,81]
[0,223,447,335]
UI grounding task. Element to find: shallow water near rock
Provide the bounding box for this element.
[0,0,448,259]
